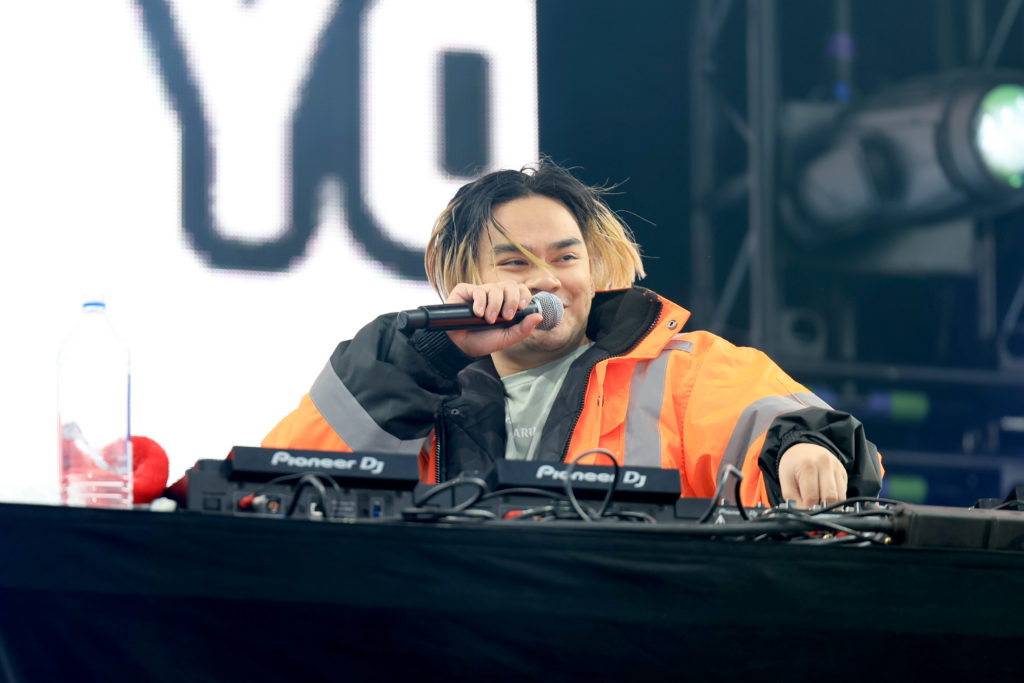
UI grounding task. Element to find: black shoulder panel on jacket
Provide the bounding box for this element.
[587,287,662,356]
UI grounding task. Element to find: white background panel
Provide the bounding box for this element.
[0,0,537,503]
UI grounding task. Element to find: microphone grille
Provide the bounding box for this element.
[533,291,564,331]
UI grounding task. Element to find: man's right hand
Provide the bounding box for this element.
[443,281,542,358]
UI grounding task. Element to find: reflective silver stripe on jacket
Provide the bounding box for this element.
[715,392,831,503]
[309,363,426,455]
[623,338,694,467]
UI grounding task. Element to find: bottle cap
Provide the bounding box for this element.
[82,294,107,310]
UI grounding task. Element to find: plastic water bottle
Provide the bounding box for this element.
[58,298,132,508]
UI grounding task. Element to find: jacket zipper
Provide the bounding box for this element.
[433,417,445,483]
[558,312,662,464]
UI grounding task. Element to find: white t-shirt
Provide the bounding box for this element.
[501,344,593,461]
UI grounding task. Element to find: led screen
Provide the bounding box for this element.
[0,0,538,502]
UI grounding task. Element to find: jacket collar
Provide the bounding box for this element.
[587,287,690,357]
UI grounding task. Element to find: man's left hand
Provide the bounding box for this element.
[778,443,848,508]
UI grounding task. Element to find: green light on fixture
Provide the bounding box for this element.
[975,84,1024,189]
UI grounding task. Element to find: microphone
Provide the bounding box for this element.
[396,291,564,332]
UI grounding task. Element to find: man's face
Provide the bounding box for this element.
[477,195,596,370]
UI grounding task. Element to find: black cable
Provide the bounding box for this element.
[831,508,900,519]
[402,475,490,521]
[732,473,749,521]
[562,449,619,522]
[811,496,904,516]
[512,515,895,538]
[697,465,744,524]
[507,504,559,520]
[589,451,621,519]
[411,475,487,508]
[605,509,658,524]
[451,508,498,520]
[448,477,491,513]
[478,487,568,502]
[740,497,899,542]
[479,488,570,521]
[402,506,497,522]
[756,506,886,543]
[479,452,624,523]
[246,471,343,519]
[284,474,329,520]
[706,515,894,539]
[789,533,883,547]
[250,471,343,498]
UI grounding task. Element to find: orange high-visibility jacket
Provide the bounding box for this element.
[263,287,882,506]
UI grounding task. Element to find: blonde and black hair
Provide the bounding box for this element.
[425,161,645,300]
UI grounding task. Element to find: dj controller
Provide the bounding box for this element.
[184,446,1024,552]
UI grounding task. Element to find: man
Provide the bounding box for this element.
[264,162,882,507]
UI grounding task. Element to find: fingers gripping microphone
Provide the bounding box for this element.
[396,291,564,332]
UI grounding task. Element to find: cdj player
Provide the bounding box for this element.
[186,446,421,520]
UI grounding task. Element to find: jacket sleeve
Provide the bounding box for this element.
[678,332,883,507]
[261,314,474,475]
[757,407,882,505]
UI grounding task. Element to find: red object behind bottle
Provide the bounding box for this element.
[60,435,168,505]
[130,436,169,504]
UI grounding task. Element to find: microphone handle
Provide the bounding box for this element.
[397,300,540,331]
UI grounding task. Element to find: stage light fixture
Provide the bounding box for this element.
[782,70,1024,244]
[976,84,1024,189]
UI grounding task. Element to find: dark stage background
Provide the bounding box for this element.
[535,0,1024,506]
